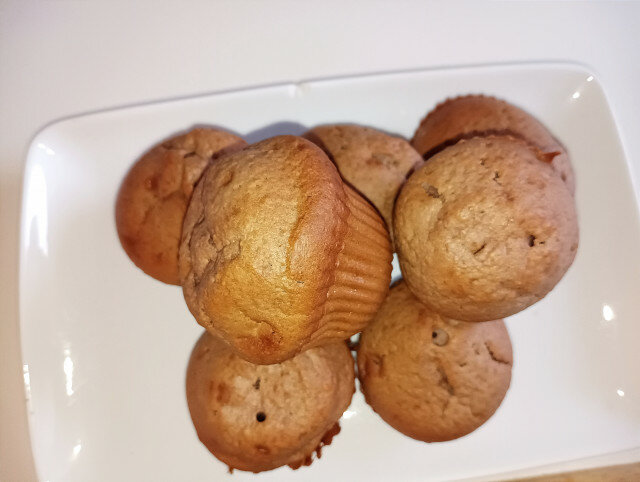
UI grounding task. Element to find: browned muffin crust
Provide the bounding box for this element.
[394,135,578,322]
[412,95,575,193]
[180,135,392,364]
[115,127,246,284]
[304,124,423,232]
[187,332,355,472]
[357,281,512,442]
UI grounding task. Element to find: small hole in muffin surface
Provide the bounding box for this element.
[432,329,449,346]
[528,234,536,247]
[256,412,266,422]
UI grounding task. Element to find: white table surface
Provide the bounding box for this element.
[1,2,639,481]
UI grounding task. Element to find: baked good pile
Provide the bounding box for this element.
[116,95,579,473]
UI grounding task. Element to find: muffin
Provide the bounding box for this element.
[357,281,512,442]
[394,136,578,322]
[411,95,575,193]
[304,124,423,231]
[180,135,392,364]
[116,127,247,284]
[186,331,355,472]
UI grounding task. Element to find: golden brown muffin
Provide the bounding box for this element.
[411,95,575,193]
[180,135,392,364]
[304,124,423,231]
[115,127,247,284]
[357,281,512,442]
[394,136,578,322]
[186,331,355,472]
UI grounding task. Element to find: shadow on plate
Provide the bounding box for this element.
[244,121,308,144]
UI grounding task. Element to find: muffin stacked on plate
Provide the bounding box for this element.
[117,129,393,471]
[179,135,393,364]
[187,332,355,472]
[115,95,578,472]
[356,96,577,442]
[357,280,513,442]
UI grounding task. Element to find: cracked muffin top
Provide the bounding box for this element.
[180,135,392,364]
[394,135,579,322]
[116,127,247,284]
[304,124,423,233]
[187,331,354,472]
[357,280,512,442]
[411,94,575,194]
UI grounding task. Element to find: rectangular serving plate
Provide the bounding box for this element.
[20,63,640,481]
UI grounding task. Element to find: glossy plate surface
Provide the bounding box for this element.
[20,63,640,481]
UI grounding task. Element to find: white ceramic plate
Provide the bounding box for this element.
[20,63,640,482]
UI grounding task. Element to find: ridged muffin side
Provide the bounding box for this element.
[304,185,392,349]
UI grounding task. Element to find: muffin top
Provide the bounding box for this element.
[357,281,512,442]
[187,332,355,472]
[304,124,423,230]
[180,135,354,364]
[394,135,579,321]
[115,127,246,284]
[411,95,575,193]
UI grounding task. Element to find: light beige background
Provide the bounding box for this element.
[2,1,640,480]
